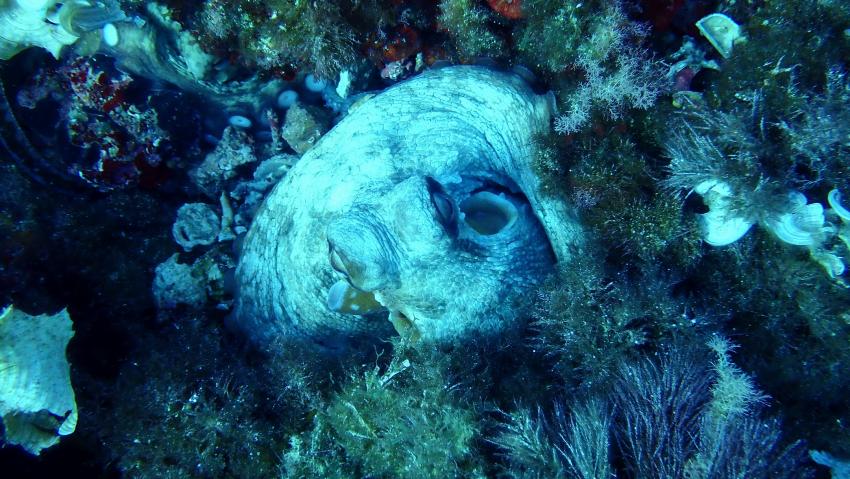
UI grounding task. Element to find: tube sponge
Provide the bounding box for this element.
[0,305,77,455]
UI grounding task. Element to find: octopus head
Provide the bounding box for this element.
[325,173,555,343]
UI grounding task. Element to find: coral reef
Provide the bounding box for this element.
[436,0,664,134]
[438,0,506,60]
[192,0,364,79]
[10,56,169,191]
[280,102,328,155]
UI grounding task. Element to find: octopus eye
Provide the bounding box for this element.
[425,177,457,233]
[460,191,517,235]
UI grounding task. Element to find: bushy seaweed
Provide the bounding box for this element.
[100,315,325,478]
[190,0,394,79]
[528,248,695,393]
[435,0,663,133]
[438,0,506,60]
[533,129,702,269]
[491,400,611,479]
[281,338,485,478]
[682,230,850,456]
[492,341,813,479]
[662,1,850,199]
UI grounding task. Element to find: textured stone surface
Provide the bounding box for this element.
[152,253,207,311]
[191,126,256,197]
[281,102,329,155]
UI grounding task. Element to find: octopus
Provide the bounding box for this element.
[232,66,583,350]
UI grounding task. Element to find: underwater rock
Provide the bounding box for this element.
[172,203,220,251]
[0,305,77,455]
[281,102,329,155]
[239,154,295,194]
[152,253,206,311]
[233,66,583,349]
[191,126,256,197]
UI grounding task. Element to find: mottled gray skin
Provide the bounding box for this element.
[233,66,583,349]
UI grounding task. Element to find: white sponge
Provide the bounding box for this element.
[0,305,77,455]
